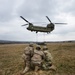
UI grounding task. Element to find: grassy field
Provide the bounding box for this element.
[0,43,75,75]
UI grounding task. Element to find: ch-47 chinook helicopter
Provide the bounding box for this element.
[20,16,67,33]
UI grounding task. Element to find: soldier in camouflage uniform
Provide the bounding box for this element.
[31,45,45,75]
[21,43,34,75]
[42,46,53,70]
[42,46,56,71]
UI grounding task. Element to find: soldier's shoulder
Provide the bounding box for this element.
[24,47,29,50]
[44,50,49,53]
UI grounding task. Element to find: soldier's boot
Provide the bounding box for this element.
[49,65,57,71]
[20,66,29,75]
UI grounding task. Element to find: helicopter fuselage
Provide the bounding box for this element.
[27,24,54,33]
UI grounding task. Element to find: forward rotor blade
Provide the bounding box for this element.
[21,24,29,26]
[46,16,52,23]
[54,23,67,24]
[20,16,30,23]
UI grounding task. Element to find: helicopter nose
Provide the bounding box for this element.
[27,27,29,30]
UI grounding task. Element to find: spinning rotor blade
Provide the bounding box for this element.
[20,16,30,23]
[54,23,67,24]
[21,24,29,26]
[46,16,52,23]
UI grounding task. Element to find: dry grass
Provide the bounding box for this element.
[0,43,75,75]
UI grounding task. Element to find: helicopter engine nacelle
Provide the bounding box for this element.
[47,23,54,31]
[29,23,33,27]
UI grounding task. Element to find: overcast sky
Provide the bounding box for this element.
[0,0,75,42]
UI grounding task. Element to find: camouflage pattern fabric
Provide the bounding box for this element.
[21,45,34,74]
[31,49,45,71]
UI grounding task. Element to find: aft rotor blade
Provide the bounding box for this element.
[20,16,30,23]
[21,24,29,26]
[54,23,67,24]
[46,16,52,23]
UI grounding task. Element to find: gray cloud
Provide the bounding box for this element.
[0,0,75,41]
[0,0,16,22]
[17,0,60,22]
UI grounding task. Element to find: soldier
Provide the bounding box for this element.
[31,45,45,75]
[42,46,53,69]
[42,46,56,71]
[21,43,34,75]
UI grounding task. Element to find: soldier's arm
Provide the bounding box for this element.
[42,52,46,60]
[30,47,34,57]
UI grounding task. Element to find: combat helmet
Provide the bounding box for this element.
[36,45,41,50]
[29,43,33,47]
[43,46,48,50]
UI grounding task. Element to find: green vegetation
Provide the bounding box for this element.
[0,43,75,75]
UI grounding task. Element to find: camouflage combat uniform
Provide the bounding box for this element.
[21,43,34,75]
[42,46,53,70]
[31,45,45,71]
